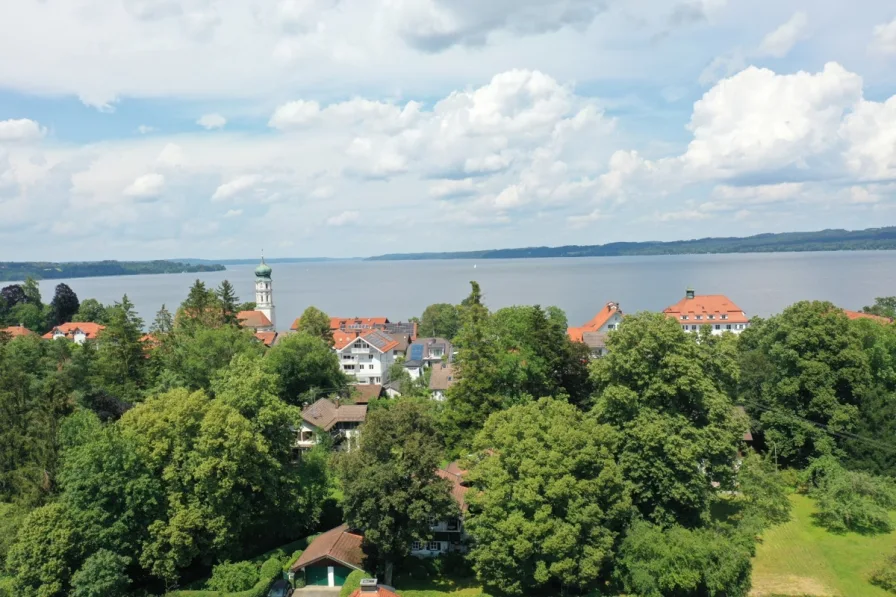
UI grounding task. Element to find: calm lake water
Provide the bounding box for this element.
[22,251,896,330]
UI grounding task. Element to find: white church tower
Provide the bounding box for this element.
[254,256,275,329]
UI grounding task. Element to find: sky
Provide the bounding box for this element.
[1,0,895,260]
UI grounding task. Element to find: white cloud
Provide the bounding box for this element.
[0,119,45,142]
[429,178,476,199]
[124,173,166,199]
[840,95,896,180]
[269,100,322,129]
[211,175,260,201]
[223,208,243,217]
[197,113,227,130]
[136,125,156,134]
[870,18,896,56]
[566,209,606,228]
[326,210,360,226]
[757,11,808,58]
[683,62,863,178]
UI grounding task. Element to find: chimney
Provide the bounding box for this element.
[686,287,695,300]
[334,398,340,408]
[607,302,616,311]
[360,578,379,593]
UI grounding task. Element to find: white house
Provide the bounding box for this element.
[333,330,398,385]
[567,301,624,357]
[42,322,105,345]
[411,461,469,557]
[295,398,367,452]
[663,288,750,335]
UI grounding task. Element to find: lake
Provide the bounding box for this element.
[22,251,896,330]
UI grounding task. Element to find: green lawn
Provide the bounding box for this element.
[751,493,896,596]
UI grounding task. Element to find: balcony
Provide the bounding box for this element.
[351,348,371,355]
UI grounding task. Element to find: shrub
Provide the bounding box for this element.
[737,452,791,527]
[71,550,131,597]
[207,561,259,592]
[282,549,303,573]
[871,552,896,594]
[804,457,896,534]
[340,570,369,597]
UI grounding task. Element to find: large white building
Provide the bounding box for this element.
[663,287,750,335]
[334,329,398,385]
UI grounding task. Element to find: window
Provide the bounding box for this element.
[692,325,698,331]
[368,364,374,370]
[726,324,732,330]
[375,377,381,383]
[447,519,459,531]
[343,354,352,360]
[708,315,715,320]
[714,325,720,330]
[606,324,615,330]
[721,314,728,320]
[681,315,688,320]
[426,541,441,551]
[412,541,423,550]
[344,365,355,370]
[696,315,703,320]
[682,325,688,330]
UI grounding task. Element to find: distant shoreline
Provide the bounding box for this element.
[0,260,225,282]
[365,226,896,261]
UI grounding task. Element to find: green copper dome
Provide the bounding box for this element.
[255,258,272,278]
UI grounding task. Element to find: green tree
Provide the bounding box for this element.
[149,304,173,335]
[49,283,80,327]
[94,295,146,401]
[444,282,503,450]
[21,277,42,306]
[296,306,334,345]
[216,280,240,326]
[177,280,222,328]
[871,551,896,593]
[0,501,28,565]
[162,325,263,390]
[70,549,131,597]
[465,398,632,596]
[862,296,896,319]
[803,456,896,534]
[418,303,461,339]
[207,560,258,592]
[615,519,752,597]
[5,502,81,597]
[738,301,871,467]
[9,303,45,333]
[263,332,346,405]
[72,299,108,325]
[736,451,791,527]
[592,312,742,527]
[337,399,456,585]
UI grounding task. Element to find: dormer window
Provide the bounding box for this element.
[696,315,702,320]
[681,315,688,320]
[708,315,715,320]
[721,314,728,320]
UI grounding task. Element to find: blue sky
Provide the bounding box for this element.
[0,0,895,260]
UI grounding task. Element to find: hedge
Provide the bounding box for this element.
[339,569,372,597]
[167,556,281,597]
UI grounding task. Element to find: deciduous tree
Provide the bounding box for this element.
[465,398,632,596]
[263,332,345,405]
[49,283,80,327]
[418,303,461,339]
[73,298,108,325]
[337,399,456,585]
[296,306,334,345]
[94,295,146,401]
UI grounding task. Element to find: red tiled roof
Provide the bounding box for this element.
[291,316,390,332]
[237,310,273,329]
[843,309,892,323]
[42,322,105,340]
[437,461,470,512]
[254,331,277,346]
[333,329,399,353]
[567,302,622,343]
[292,524,365,572]
[663,293,749,324]
[349,587,399,597]
[0,325,35,338]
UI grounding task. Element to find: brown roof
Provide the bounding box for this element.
[237,310,273,329]
[302,398,367,432]
[568,302,622,343]
[291,316,390,332]
[42,322,105,340]
[254,331,277,346]
[0,325,35,338]
[429,363,456,391]
[843,309,892,323]
[437,461,470,512]
[292,524,365,571]
[580,332,608,350]
[333,329,399,353]
[663,292,749,325]
[352,384,383,404]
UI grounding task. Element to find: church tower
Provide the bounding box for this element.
[254,256,275,329]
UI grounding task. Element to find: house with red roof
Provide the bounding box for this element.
[411,460,470,557]
[334,329,399,385]
[663,288,750,335]
[42,322,105,345]
[0,325,36,339]
[567,301,624,357]
[842,309,892,324]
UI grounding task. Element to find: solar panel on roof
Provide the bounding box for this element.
[410,344,424,360]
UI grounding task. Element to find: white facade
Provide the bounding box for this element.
[597,311,623,332]
[51,329,89,345]
[410,518,466,557]
[294,420,362,452]
[679,320,749,335]
[337,337,395,385]
[255,276,275,329]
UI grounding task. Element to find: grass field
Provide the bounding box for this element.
[750,493,896,596]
